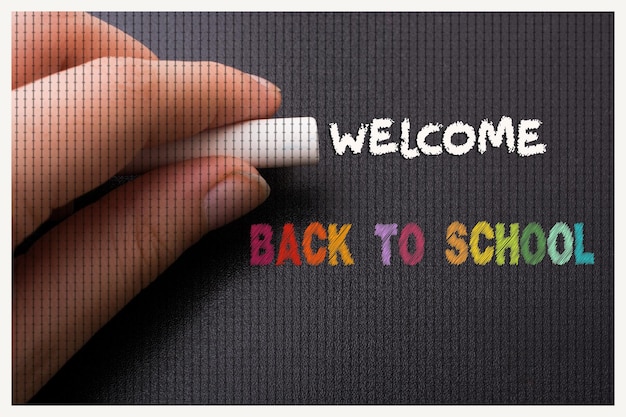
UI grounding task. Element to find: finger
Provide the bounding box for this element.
[12,58,281,247]
[13,156,270,403]
[12,12,158,89]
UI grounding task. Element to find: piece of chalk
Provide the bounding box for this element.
[121,117,319,174]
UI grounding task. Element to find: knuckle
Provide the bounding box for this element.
[132,211,173,278]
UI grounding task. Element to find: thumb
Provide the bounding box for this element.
[12,156,269,403]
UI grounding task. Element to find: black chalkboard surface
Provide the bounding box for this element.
[31,12,613,404]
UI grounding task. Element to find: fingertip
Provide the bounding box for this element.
[248,73,282,117]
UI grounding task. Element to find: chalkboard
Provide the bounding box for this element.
[30,12,613,404]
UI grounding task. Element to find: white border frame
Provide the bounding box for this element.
[2,2,622,416]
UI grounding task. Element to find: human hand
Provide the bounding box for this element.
[12,12,281,403]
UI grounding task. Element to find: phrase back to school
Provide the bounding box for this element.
[250,222,594,266]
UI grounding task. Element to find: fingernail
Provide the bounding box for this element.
[204,172,270,231]
[249,74,281,92]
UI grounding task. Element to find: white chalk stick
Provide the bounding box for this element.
[121,117,319,174]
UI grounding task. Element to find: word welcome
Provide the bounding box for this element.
[250,222,594,266]
[329,116,545,158]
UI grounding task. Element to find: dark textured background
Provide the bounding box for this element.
[31,12,613,404]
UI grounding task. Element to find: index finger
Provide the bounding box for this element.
[12,12,157,89]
